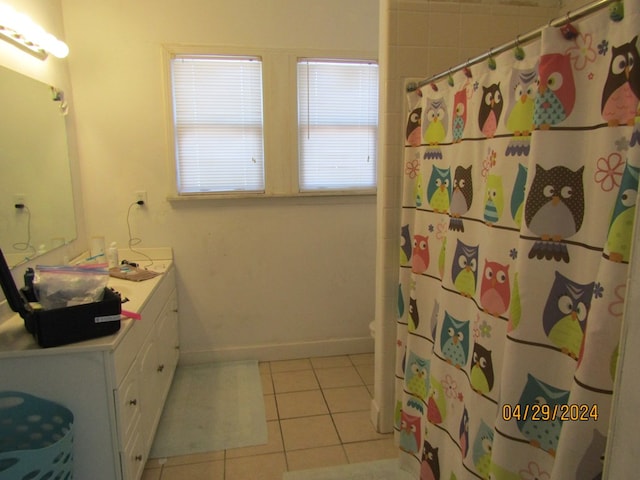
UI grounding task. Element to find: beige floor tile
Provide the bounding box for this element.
[161,460,224,480]
[315,366,363,389]
[323,385,372,413]
[355,363,375,385]
[226,420,283,458]
[366,384,374,397]
[343,438,398,464]
[280,415,340,451]
[225,452,287,480]
[270,358,312,372]
[349,353,374,365]
[144,354,399,478]
[310,355,353,369]
[261,372,274,395]
[160,450,225,467]
[276,389,328,418]
[259,361,272,374]
[272,369,319,393]
[141,468,161,480]
[332,410,390,444]
[264,394,278,421]
[145,458,165,469]
[286,445,348,471]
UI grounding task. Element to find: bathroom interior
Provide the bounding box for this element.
[0,0,638,478]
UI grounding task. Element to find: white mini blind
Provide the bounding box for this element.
[297,59,379,192]
[171,55,265,194]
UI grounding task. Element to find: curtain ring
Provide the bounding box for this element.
[463,61,472,79]
[609,0,624,21]
[560,12,579,40]
[487,48,497,70]
[514,35,525,61]
[447,68,455,87]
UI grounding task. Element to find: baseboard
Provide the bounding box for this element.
[179,336,374,365]
[370,397,394,434]
[370,398,381,431]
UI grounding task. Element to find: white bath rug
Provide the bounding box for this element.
[149,360,267,458]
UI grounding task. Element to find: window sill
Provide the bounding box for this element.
[166,190,377,206]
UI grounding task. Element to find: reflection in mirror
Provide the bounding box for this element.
[0,65,77,268]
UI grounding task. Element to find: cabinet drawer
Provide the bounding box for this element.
[114,363,141,445]
[113,268,176,385]
[121,422,145,480]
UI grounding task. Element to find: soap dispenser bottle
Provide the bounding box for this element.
[108,242,119,269]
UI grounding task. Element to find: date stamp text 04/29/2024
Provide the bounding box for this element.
[501,403,599,422]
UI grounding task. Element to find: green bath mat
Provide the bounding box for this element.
[150,361,267,458]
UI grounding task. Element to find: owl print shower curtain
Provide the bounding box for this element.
[396,1,640,479]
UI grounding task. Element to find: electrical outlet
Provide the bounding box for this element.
[135,191,147,205]
[13,194,26,208]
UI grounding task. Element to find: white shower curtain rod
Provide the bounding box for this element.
[407,0,617,91]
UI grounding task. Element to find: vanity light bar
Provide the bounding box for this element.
[0,4,69,60]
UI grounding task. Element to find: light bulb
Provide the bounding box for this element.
[0,3,70,59]
[50,39,69,58]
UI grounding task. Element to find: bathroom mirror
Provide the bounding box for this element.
[0,65,76,267]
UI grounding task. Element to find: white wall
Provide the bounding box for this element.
[604,201,640,476]
[58,0,379,362]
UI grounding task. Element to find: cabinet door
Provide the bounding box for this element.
[139,291,179,451]
[114,363,141,446]
[138,337,160,450]
[156,292,179,401]
[121,421,145,480]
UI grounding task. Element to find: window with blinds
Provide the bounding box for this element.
[297,59,379,192]
[170,55,265,194]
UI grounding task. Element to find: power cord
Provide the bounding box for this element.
[126,201,153,267]
[12,204,35,257]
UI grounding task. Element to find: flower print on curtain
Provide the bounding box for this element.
[396,2,640,479]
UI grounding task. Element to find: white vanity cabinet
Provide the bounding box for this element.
[118,289,179,479]
[0,250,179,480]
[113,282,179,480]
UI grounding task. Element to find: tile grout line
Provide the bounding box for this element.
[266,360,291,474]
[310,358,342,450]
[270,359,295,472]
[313,356,366,462]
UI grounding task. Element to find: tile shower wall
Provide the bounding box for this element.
[373,0,563,433]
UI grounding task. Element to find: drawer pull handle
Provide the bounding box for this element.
[129,399,137,406]
[135,455,143,462]
[157,364,165,372]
